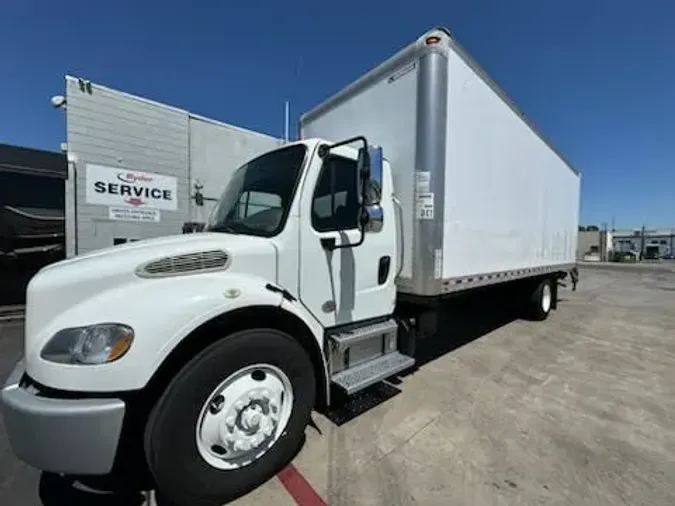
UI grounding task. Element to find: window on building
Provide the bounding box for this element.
[113,237,139,245]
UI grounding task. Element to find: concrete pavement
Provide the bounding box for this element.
[2,266,675,505]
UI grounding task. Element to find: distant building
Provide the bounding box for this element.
[613,228,675,259]
[577,229,613,261]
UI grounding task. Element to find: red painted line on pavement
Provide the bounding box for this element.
[277,464,329,506]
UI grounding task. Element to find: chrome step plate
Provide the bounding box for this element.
[328,318,397,350]
[331,351,415,395]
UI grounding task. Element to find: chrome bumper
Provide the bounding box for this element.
[1,359,126,475]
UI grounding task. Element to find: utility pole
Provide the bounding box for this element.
[284,100,290,143]
[640,224,646,261]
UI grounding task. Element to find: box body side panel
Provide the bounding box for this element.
[443,49,580,279]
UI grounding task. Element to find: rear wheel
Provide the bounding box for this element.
[527,278,554,321]
[144,329,316,506]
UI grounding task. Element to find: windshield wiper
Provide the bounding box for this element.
[209,224,241,234]
[210,221,263,235]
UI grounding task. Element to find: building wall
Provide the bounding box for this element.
[65,76,281,256]
[66,76,190,256]
[613,228,675,258]
[577,230,613,261]
[188,115,282,224]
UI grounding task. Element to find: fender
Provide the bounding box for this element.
[278,297,331,405]
[25,272,289,393]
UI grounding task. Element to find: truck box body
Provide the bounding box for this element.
[300,27,580,297]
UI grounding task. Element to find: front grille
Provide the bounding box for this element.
[136,250,230,278]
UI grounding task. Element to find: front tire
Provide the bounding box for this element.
[144,329,316,506]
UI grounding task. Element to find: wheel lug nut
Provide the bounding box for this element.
[209,395,225,414]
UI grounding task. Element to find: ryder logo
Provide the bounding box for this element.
[117,172,154,184]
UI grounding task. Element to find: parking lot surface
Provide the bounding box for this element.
[2,266,675,505]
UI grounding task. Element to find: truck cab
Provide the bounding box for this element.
[2,137,409,506]
[206,138,398,328]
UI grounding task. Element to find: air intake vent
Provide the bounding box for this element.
[136,250,230,278]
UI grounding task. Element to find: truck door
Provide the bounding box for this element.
[298,146,396,328]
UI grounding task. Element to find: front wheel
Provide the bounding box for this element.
[144,329,316,506]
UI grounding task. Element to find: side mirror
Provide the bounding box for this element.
[367,145,383,206]
[356,147,371,205]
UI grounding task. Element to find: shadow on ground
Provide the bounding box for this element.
[323,283,533,426]
[37,433,310,506]
[38,473,146,506]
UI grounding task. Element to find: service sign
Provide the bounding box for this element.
[86,164,178,211]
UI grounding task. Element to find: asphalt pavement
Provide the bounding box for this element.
[2,266,675,505]
[0,321,41,505]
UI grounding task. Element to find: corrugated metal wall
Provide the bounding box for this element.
[188,115,283,224]
[65,76,281,256]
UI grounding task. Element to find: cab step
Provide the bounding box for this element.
[331,351,415,395]
[328,318,398,351]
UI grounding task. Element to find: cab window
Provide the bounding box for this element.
[235,191,282,219]
[311,156,359,232]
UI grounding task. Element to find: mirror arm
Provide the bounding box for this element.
[319,136,369,157]
[317,135,374,252]
[324,207,369,251]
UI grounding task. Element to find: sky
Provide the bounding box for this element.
[1,0,673,229]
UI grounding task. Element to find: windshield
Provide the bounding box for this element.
[207,144,307,237]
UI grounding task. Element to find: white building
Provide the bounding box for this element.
[613,228,675,259]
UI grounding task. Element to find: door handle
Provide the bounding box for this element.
[378,256,391,284]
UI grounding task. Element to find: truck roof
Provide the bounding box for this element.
[301,26,580,177]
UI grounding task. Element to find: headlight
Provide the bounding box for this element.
[40,323,134,365]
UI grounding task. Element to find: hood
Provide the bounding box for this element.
[26,233,277,332]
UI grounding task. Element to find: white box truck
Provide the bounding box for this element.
[2,27,580,506]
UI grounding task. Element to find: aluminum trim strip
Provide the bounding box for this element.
[441,263,574,293]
